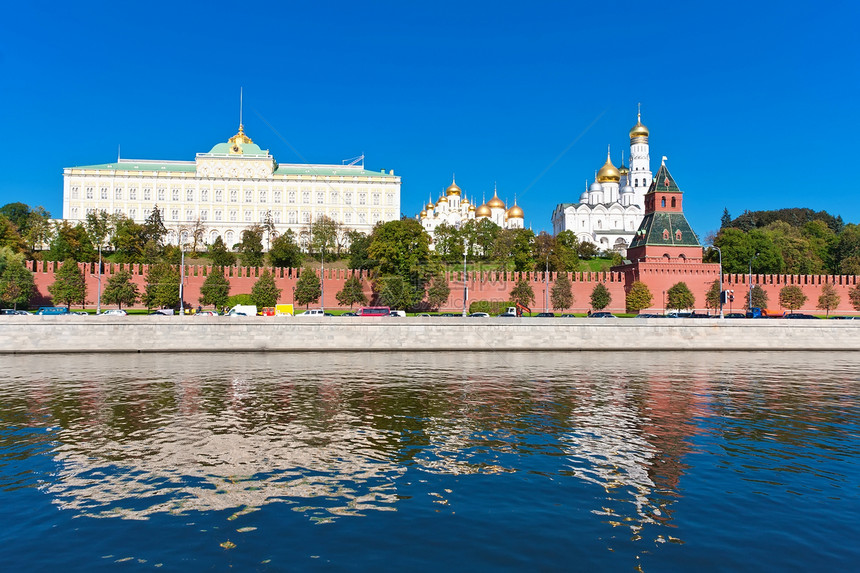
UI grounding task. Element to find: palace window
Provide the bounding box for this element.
[359,213,366,224]
[359,193,366,205]
[71,186,79,198]
[288,211,297,224]
[225,231,234,245]
[214,210,222,221]
[230,189,238,202]
[372,193,380,205]
[71,207,78,218]
[386,193,394,205]
[201,189,209,202]
[113,208,122,215]
[171,209,179,220]
[157,188,165,201]
[288,190,296,203]
[230,210,237,222]
[86,187,93,199]
[302,191,310,204]
[372,211,380,223]
[345,192,352,204]
[186,209,194,221]
[129,188,136,200]
[143,188,151,201]
[115,188,122,200]
[201,210,208,221]
[331,191,338,203]
[215,189,223,202]
[317,191,324,204]
[260,190,267,203]
[187,190,194,202]
[274,190,281,203]
[100,187,108,200]
[302,211,310,223]
[274,211,281,223]
[129,209,136,219]
[344,212,352,223]
[244,210,252,222]
[172,189,180,201]
[143,208,151,219]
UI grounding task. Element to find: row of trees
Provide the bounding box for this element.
[711,208,860,275]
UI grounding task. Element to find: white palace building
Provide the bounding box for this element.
[62,124,401,247]
[551,111,653,253]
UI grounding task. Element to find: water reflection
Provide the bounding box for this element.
[1,351,858,540]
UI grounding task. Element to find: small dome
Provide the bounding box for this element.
[589,181,603,192]
[420,210,427,218]
[469,204,476,211]
[580,191,589,202]
[629,111,649,140]
[446,178,462,196]
[476,204,492,217]
[426,202,434,210]
[507,204,524,219]
[487,189,506,209]
[596,151,620,183]
[462,196,470,205]
[436,195,448,204]
[618,164,629,175]
[621,184,634,194]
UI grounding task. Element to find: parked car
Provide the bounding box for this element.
[1,309,31,315]
[468,312,490,317]
[388,310,406,317]
[636,314,663,318]
[195,310,219,316]
[830,316,857,320]
[535,312,555,318]
[151,309,174,315]
[724,313,747,318]
[99,309,128,316]
[498,311,517,317]
[560,313,577,318]
[73,311,88,316]
[37,306,70,315]
[341,312,357,317]
[588,312,616,318]
[296,309,325,317]
[687,312,712,319]
[784,313,819,319]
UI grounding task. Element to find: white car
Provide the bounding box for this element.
[468,312,490,317]
[99,309,128,316]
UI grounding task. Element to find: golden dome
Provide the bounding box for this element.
[426,201,434,210]
[629,110,649,139]
[436,195,448,204]
[596,149,620,183]
[507,204,524,218]
[618,164,629,175]
[487,189,506,209]
[469,204,476,211]
[446,178,462,196]
[462,196,470,205]
[420,210,427,218]
[476,204,492,217]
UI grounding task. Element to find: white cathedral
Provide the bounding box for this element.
[418,179,524,244]
[551,111,653,254]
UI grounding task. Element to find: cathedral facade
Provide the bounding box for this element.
[418,179,524,245]
[551,112,653,254]
[62,125,401,248]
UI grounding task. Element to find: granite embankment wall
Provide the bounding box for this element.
[2,316,858,353]
[26,261,860,314]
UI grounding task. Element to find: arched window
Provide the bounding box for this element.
[663,253,670,261]
[663,229,670,240]
[661,197,666,207]
[671,197,677,208]
[675,230,682,240]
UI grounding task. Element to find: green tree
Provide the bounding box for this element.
[0,251,34,309]
[745,284,769,310]
[375,275,419,310]
[426,274,451,310]
[110,215,148,263]
[306,215,340,257]
[551,272,574,310]
[492,228,535,271]
[143,205,168,249]
[46,221,96,262]
[206,236,237,267]
[48,260,87,309]
[834,224,860,275]
[347,231,375,270]
[336,275,368,308]
[23,207,52,254]
[817,283,840,317]
[0,215,26,254]
[667,282,695,311]
[509,278,535,310]
[199,270,231,309]
[705,279,721,311]
[367,219,437,287]
[714,227,783,274]
[590,283,611,311]
[433,223,462,261]
[251,270,282,308]
[269,230,303,268]
[143,263,180,309]
[101,271,139,309]
[849,284,860,311]
[238,226,265,267]
[85,210,114,252]
[779,285,808,312]
[554,230,580,271]
[294,269,321,308]
[472,218,501,259]
[720,208,732,229]
[626,280,653,313]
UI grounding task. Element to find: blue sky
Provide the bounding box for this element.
[1,0,858,240]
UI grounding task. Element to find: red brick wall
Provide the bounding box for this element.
[25,261,860,315]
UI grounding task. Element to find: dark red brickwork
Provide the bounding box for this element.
[26,260,860,315]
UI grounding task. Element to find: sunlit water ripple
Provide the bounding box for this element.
[1,351,858,571]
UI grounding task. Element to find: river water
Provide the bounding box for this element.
[1,351,858,571]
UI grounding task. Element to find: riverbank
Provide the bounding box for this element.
[2,316,859,353]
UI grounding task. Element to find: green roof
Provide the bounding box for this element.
[629,211,700,248]
[273,165,397,178]
[69,161,197,172]
[206,141,269,156]
[66,160,397,178]
[646,163,681,194]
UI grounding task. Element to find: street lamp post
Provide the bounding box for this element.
[544,252,550,313]
[179,246,185,316]
[462,238,468,317]
[320,247,325,313]
[96,243,102,315]
[748,252,759,313]
[713,246,723,318]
